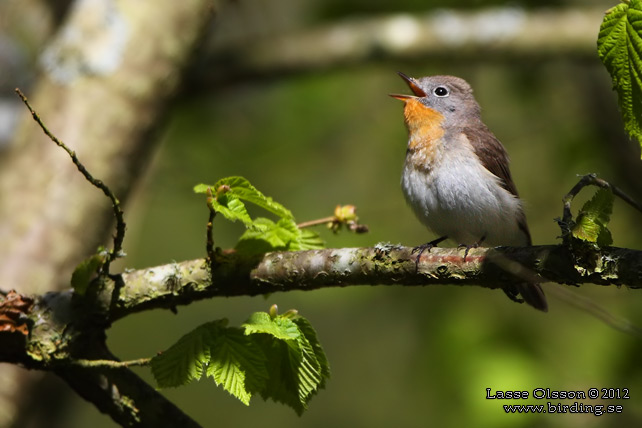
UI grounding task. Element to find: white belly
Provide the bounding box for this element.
[401,150,526,247]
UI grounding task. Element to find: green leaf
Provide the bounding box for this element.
[293,316,331,386]
[194,176,293,220]
[151,321,224,388]
[242,311,300,341]
[151,312,329,415]
[235,217,326,254]
[276,218,320,251]
[598,0,642,151]
[212,193,254,226]
[572,188,614,246]
[287,326,323,406]
[195,176,328,254]
[206,327,269,405]
[192,183,211,194]
[234,218,296,254]
[298,228,325,250]
[243,312,330,415]
[70,251,106,295]
[251,335,306,414]
[221,176,294,219]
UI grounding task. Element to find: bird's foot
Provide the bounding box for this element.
[412,236,448,270]
[457,235,486,262]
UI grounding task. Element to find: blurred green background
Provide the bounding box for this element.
[4,0,642,427]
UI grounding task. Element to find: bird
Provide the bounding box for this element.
[390,72,547,312]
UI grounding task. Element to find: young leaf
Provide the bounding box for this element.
[234,218,293,254]
[242,311,300,341]
[598,0,642,151]
[293,316,331,386]
[287,327,324,406]
[206,327,269,405]
[195,176,330,253]
[151,311,329,414]
[218,176,294,220]
[151,321,224,388]
[235,217,326,255]
[243,312,330,415]
[298,228,325,250]
[275,218,324,251]
[211,193,254,226]
[195,177,293,220]
[252,336,305,414]
[193,185,254,226]
[572,188,614,246]
[70,251,106,295]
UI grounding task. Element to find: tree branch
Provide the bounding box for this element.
[2,242,640,424]
[79,243,641,323]
[195,7,603,85]
[54,348,200,427]
[4,243,640,366]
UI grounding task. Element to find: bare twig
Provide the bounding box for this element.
[69,358,152,369]
[14,88,126,275]
[205,187,217,264]
[297,205,369,234]
[296,216,336,229]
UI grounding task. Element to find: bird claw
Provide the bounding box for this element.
[412,236,447,270]
[458,236,486,262]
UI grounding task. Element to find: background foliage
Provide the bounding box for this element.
[2,0,642,427]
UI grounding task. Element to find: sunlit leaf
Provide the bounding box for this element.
[195,176,293,220]
[572,188,614,246]
[206,327,269,405]
[243,311,330,415]
[151,321,221,388]
[598,0,642,151]
[242,311,300,341]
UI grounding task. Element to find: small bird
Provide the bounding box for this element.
[390,72,547,312]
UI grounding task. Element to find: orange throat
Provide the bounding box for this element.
[403,99,445,154]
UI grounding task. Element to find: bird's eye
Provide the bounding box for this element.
[433,86,449,97]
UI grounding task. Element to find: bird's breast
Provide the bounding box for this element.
[403,99,445,169]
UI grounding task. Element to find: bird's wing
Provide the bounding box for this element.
[463,125,518,196]
[463,125,531,245]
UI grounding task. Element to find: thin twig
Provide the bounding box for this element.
[297,205,369,233]
[205,187,216,265]
[69,357,152,369]
[15,88,126,274]
[296,216,335,229]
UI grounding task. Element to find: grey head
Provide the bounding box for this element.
[393,73,482,125]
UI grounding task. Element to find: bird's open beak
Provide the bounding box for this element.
[389,72,427,101]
